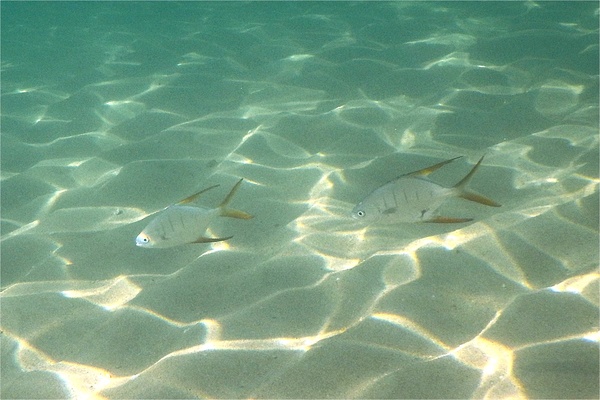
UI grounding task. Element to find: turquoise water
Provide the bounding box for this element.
[1,2,598,398]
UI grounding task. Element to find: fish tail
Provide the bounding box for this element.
[459,191,501,207]
[219,178,254,219]
[454,156,501,207]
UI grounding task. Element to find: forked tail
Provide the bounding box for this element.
[219,178,254,219]
[453,156,501,207]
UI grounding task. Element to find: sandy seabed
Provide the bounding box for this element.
[1,2,598,399]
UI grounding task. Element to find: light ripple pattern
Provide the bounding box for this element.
[1,2,598,399]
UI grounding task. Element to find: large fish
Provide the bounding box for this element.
[351,156,500,224]
[136,178,253,248]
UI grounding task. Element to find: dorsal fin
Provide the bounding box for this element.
[177,184,220,205]
[405,156,463,178]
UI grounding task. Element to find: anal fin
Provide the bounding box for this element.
[424,216,473,223]
[221,208,253,219]
[191,235,233,244]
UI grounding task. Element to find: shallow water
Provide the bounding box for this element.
[1,2,598,399]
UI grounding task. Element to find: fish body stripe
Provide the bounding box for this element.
[158,210,196,240]
[376,182,436,215]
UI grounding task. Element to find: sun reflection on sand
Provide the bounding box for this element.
[61,276,142,311]
[1,2,598,398]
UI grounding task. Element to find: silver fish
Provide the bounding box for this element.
[136,178,252,248]
[352,156,500,224]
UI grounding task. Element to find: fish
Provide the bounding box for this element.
[136,178,253,248]
[351,156,500,224]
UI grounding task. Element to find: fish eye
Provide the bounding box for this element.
[356,210,366,217]
[136,234,151,246]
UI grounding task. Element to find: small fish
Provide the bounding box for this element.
[136,178,253,248]
[352,156,500,224]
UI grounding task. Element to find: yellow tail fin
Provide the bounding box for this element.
[219,178,254,219]
[454,156,501,207]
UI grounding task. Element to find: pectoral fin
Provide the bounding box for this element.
[424,216,473,223]
[191,235,233,244]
